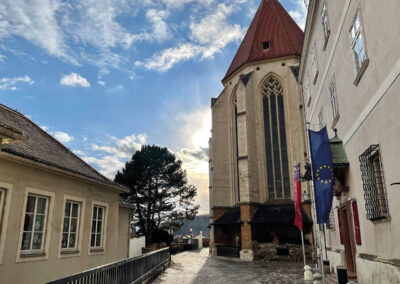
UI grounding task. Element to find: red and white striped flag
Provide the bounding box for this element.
[293,163,303,231]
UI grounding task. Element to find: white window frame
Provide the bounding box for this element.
[304,76,311,107]
[58,195,86,258]
[329,78,340,127]
[311,42,319,84]
[17,187,54,263]
[350,8,369,85]
[88,201,108,255]
[0,182,13,264]
[20,194,49,252]
[321,1,330,49]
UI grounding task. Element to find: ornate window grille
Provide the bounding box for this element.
[359,145,389,221]
[262,77,290,199]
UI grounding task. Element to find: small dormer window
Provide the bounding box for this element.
[262,41,271,51]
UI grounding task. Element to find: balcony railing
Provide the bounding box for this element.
[44,247,170,284]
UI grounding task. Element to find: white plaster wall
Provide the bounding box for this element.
[129,236,145,258]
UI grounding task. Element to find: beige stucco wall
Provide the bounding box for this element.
[300,0,400,281]
[0,157,129,284]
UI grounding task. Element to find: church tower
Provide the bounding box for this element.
[209,0,312,261]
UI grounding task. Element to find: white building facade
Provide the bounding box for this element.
[299,0,400,282]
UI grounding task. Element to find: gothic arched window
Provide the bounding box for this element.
[262,77,290,199]
[234,96,240,202]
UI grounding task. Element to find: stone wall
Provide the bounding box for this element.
[253,242,312,262]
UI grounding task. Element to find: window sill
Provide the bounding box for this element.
[90,248,104,253]
[370,215,391,224]
[353,59,369,86]
[20,251,46,258]
[60,250,80,255]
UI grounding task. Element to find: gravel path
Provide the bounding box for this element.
[152,248,304,284]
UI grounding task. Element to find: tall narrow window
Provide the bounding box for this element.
[304,77,311,107]
[234,98,240,202]
[21,194,48,251]
[350,11,367,74]
[62,201,81,250]
[321,2,330,48]
[91,205,105,249]
[329,79,339,126]
[359,145,389,221]
[0,188,5,231]
[311,43,319,83]
[318,109,324,129]
[263,77,290,199]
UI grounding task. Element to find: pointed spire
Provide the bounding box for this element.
[222,0,304,82]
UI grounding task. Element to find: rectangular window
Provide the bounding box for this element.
[318,109,324,129]
[329,79,339,121]
[304,77,311,107]
[321,2,330,47]
[90,205,105,248]
[311,43,319,83]
[61,201,81,250]
[359,145,389,221]
[21,194,48,251]
[0,189,5,234]
[350,11,366,74]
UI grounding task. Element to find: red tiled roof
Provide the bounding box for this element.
[223,0,304,82]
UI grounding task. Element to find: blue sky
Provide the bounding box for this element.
[0,0,306,214]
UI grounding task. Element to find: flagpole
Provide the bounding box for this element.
[322,224,328,259]
[300,229,306,266]
[294,161,306,267]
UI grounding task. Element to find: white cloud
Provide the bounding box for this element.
[146,9,171,42]
[73,149,85,156]
[288,0,307,30]
[60,72,90,87]
[82,133,147,179]
[161,0,215,8]
[53,131,74,143]
[173,107,211,214]
[0,75,34,91]
[0,0,70,61]
[137,3,244,71]
[92,133,146,158]
[97,80,105,86]
[82,155,125,179]
[135,43,203,72]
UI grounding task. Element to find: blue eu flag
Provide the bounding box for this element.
[308,127,334,224]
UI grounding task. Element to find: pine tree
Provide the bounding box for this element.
[115,145,199,245]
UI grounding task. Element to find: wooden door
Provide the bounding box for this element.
[339,203,357,273]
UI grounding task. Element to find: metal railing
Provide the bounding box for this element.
[44,247,170,284]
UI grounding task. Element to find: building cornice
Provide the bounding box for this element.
[0,151,129,193]
[298,0,317,82]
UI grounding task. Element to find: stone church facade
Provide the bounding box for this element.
[209,0,313,262]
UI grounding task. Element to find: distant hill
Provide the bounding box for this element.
[175,214,210,238]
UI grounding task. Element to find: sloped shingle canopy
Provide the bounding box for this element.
[212,207,242,225]
[223,0,304,82]
[250,204,312,225]
[0,104,125,190]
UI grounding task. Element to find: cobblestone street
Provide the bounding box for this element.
[152,248,304,284]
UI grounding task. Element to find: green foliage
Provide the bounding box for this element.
[115,145,199,245]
